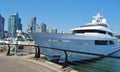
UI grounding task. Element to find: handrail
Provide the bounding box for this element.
[39,45,120,59]
[38,45,120,68]
[1,43,120,68]
[1,43,120,59]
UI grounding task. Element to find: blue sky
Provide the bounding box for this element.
[0,0,120,34]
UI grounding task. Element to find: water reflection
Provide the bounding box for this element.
[73,45,120,72]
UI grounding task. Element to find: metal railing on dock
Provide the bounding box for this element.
[37,45,120,67]
[1,43,120,72]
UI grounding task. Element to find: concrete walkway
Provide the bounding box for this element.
[0,56,61,72]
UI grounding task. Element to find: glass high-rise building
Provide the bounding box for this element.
[0,14,5,38]
[36,23,46,33]
[28,17,36,32]
[8,13,22,37]
[46,27,57,33]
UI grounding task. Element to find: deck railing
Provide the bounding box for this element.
[1,43,120,68]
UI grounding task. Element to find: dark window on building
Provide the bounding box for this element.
[95,40,107,45]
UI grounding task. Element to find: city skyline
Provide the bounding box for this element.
[0,0,120,34]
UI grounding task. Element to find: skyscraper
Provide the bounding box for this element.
[46,27,57,33]
[8,13,22,37]
[36,22,46,33]
[28,17,36,32]
[0,14,5,38]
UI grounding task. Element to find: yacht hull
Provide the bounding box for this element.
[31,33,118,62]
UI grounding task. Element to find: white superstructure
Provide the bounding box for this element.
[31,13,119,62]
[71,13,113,36]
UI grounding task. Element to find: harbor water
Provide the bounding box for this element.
[72,41,120,72]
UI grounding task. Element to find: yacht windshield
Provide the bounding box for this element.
[108,32,113,37]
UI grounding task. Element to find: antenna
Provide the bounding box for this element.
[0,11,1,16]
[97,9,100,13]
[101,10,104,17]
[97,9,104,17]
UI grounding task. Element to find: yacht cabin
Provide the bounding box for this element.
[71,13,116,45]
[71,13,114,37]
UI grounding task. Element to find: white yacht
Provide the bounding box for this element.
[31,13,119,62]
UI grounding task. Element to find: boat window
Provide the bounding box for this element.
[73,30,106,34]
[109,40,114,45]
[108,32,113,37]
[95,40,107,45]
[80,24,108,28]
